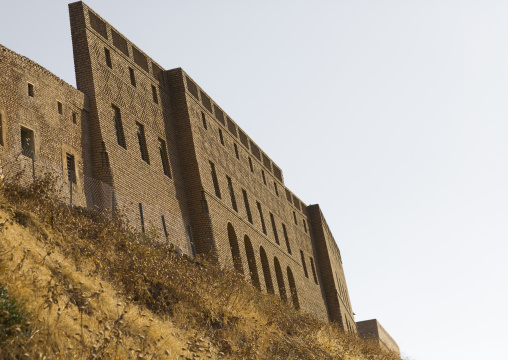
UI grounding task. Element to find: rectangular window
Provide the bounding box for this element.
[274,181,279,196]
[0,113,4,146]
[282,224,291,254]
[293,211,297,225]
[57,102,63,115]
[105,47,112,68]
[270,213,279,245]
[242,189,252,224]
[303,219,308,233]
[66,153,76,184]
[219,129,224,146]
[159,139,171,178]
[226,176,238,212]
[262,170,267,185]
[201,112,207,129]
[129,67,136,86]
[20,126,34,157]
[248,157,254,173]
[139,203,145,233]
[136,122,149,163]
[28,83,34,97]
[300,250,309,278]
[72,112,77,124]
[234,143,239,159]
[112,105,126,148]
[310,257,318,284]
[161,215,168,239]
[151,85,159,104]
[210,161,221,198]
[256,201,267,235]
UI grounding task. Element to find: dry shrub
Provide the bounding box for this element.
[0,175,400,360]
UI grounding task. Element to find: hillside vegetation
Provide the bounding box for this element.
[0,175,399,359]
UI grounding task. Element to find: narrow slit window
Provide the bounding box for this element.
[112,105,126,148]
[161,215,168,239]
[234,143,239,159]
[151,85,159,104]
[303,219,308,233]
[270,213,279,245]
[309,257,318,284]
[66,153,76,184]
[129,67,136,87]
[300,250,309,278]
[136,122,150,163]
[28,83,34,97]
[72,112,77,124]
[57,102,63,115]
[139,203,145,233]
[256,201,267,235]
[0,114,4,146]
[293,211,297,225]
[20,126,34,157]
[226,176,238,212]
[159,139,171,178]
[219,129,224,145]
[104,47,112,68]
[242,189,253,224]
[210,161,221,198]
[248,157,254,173]
[261,170,267,185]
[274,181,279,196]
[282,224,291,254]
[201,112,207,129]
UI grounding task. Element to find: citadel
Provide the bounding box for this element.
[0,2,399,355]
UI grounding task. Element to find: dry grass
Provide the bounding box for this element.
[0,175,399,359]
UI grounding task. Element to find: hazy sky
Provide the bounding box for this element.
[1,1,507,359]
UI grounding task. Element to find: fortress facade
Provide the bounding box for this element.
[0,2,399,346]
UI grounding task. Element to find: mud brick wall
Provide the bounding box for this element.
[357,319,400,356]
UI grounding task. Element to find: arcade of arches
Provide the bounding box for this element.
[227,222,300,308]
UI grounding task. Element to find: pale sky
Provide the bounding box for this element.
[1,1,507,359]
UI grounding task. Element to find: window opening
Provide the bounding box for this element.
[248,157,254,172]
[201,112,207,129]
[234,143,239,159]
[226,176,238,212]
[20,126,34,157]
[300,250,309,278]
[261,170,267,185]
[303,219,308,233]
[66,153,76,184]
[282,224,291,254]
[136,122,149,163]
[293,211,297,225]
[274,181,279,196]
[270,213,279,245]
[112,105,126,148]
[242,189,252,223]
[104,47,112,68]
[57,102,63,115]
[219,129,224,145]
[139,203,145,233]
[256,201,267,235]
[28,83,34,97]
[151,85,159,104]
[309,257,318,284]
[161,215,168,240]
[129,67,136,86]
[209,161,221,198]
[72,112,77,124]
[159,139,171,177]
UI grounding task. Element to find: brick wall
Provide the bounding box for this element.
[356,319,400,356]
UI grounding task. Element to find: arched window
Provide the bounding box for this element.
[259,246,274,294]
[286,267,300,309]
[244,236,260,290]
[227,223,244,274]
[273,257,287,302]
